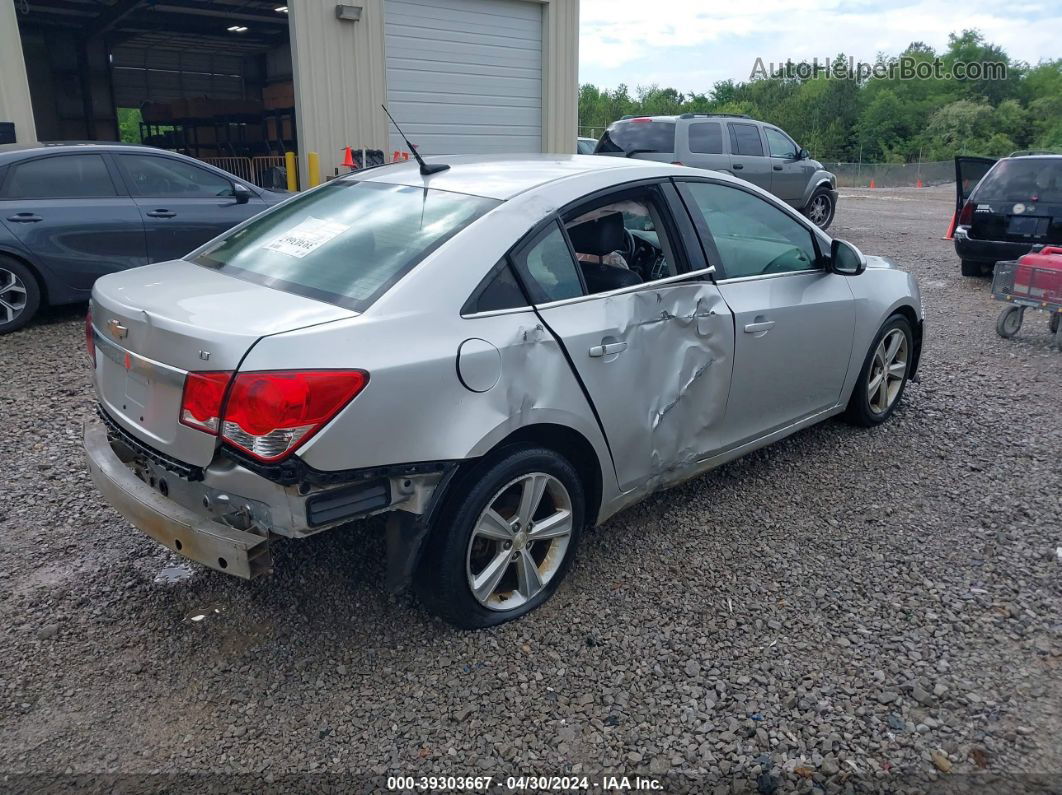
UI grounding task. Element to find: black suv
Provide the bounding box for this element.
[953,153,1062,276]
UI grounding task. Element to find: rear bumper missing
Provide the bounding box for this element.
[84,420,272,579]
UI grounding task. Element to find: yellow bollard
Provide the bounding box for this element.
[307,151,320,188]
[284,151,297,192]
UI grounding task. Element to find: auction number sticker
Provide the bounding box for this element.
[263,216,348,259]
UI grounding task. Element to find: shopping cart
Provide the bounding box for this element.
[991,246,1062,349]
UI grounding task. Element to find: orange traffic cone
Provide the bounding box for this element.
[943,210,957,240]
[916,178,924,188]
[342,147,355,169]
[393,150,402,163]
[869,178,876,189]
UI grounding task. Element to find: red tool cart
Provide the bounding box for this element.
[991,246,1062,349]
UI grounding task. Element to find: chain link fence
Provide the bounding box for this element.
[822,161,954,188]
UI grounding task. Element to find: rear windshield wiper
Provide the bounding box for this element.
[625,149,659,158]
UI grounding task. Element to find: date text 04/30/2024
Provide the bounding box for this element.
[386,775,664,791]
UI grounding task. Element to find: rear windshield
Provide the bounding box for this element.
[975,159,1062,204]
[595,121,676,155]
[192,180,499,311]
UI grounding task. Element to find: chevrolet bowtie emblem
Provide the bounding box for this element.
[107,319,128,340]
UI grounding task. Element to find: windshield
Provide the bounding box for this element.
[193,180,499,311]
[595,121,676,155]
[975,159,1062,204]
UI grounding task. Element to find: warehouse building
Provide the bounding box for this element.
[0,0,579,188]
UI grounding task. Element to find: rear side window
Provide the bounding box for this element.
[595,121,676,155]
[193,180,499,311]
[688,123,723,154]
[512,222,583,303]
[975,159,1062,203]
[466,261,528,314]
[728,123,764,157]
[2,154,116,198]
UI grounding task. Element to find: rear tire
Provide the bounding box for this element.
[960,259,984,277]
[1049,313,1060,335]
[415,446,585,629]
[844,314,913,427]
[0,256,41,334]
[996,305,1023,338]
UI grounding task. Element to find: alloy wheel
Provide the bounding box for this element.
[808,194,832,227]
[867,328,908,414]
[466,472,573,611]
[0,268,28,326]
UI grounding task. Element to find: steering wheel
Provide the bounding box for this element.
[623,228,638,261]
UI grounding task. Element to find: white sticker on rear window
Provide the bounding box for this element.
[263,216,348,259]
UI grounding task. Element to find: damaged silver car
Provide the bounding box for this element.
[84,155,924,628]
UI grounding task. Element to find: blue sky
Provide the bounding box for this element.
[578,0,1062,92]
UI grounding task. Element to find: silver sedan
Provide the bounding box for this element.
[84,155,924,628]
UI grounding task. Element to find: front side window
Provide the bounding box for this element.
[688,122,723,155]
[728,123,764,157]
[2,155,116,198]
[764,128,797,159]
[193,180,499,311]
[681,181,818,278]
[512,222,584,303]
[117,154,235,198]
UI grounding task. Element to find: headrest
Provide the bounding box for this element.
[567,212,626,257]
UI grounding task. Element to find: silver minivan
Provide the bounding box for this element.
[595,114,838,229]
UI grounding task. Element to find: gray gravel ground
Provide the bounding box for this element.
[0,184,1060,793]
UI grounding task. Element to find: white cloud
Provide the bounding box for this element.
[579,0,1061,89]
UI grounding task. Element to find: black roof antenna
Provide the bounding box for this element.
[382,105,449,176]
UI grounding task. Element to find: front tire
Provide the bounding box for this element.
[415,446,585,629]
[0,256,41,334]
[845,314,913,427]
[803,187,835,230]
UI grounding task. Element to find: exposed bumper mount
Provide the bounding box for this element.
[84,420,272,579]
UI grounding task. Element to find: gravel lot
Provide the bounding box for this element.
[1,184,1060,793]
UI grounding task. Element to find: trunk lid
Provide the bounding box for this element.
[90,259,355,466]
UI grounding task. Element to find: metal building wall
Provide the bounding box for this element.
[289,0,579,188]
[0,0,38,143]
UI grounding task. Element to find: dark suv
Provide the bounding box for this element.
[593,114,839,229]
[0,142,286,333]
[954,153,1062,276]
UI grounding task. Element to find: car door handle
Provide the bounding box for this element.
[146,210,176,218]
[6,213,42,223]
[589,341,628,358]
[744,320,776,334]
[773,165,783,171]
[732,164,744,170]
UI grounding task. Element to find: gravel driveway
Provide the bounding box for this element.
[1,185,1059,793]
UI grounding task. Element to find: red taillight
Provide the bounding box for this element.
[85,310,95,365]
[958,200,974,227]
[219,370,368,462]
[179,371,233,434]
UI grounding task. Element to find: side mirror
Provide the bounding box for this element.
[798,147,810,160]
[830,239,866,276]
[232,183,252,204]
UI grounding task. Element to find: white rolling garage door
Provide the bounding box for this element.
[384,0,543,155]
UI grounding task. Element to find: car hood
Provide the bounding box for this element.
[865,255,899,270]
